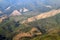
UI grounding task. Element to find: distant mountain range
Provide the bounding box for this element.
[0,0,60,16]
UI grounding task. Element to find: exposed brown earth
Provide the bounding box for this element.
[0,15,8,23]
[21,9,60,24]
[13,27,42,40]
[0,18,3,23]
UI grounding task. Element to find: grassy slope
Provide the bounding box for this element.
[22,13,60,40]
[0,13,60,40]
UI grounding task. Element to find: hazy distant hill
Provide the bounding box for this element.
[0,0,60,16]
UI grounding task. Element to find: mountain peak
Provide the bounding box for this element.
[10,10,22,16]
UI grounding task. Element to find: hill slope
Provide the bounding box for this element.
[21,9,60,24]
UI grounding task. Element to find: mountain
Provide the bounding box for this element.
[0,0,60,40]
[0,0,60,16]
[21,9,60,24]
[10,10,22,16]
[0,11,2,14]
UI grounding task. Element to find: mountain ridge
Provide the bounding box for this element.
[21,9,60,24]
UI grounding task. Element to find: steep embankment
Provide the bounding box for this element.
[21,9,60,24]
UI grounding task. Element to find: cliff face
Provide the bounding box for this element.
[21,9,60,24]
